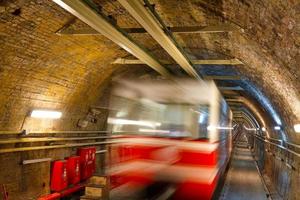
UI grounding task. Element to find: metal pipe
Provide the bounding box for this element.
[0,141,116,154]
[96,150,107,154]
[0,136,111,144]
[0,130,25,135]
[117,0,201,79]
[28,130,110,134]
[53,0,172,78]
[22,158,52,165]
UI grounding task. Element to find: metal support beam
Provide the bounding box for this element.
[117,0,200,79]
[22,158,52,165]
[56,25,239,35]
[112,58,243,65]
[219,86,244,91]
[53,0,172,78]
[204,76,242,80]
[226,98,243,102]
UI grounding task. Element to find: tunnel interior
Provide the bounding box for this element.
[0,0,299,200]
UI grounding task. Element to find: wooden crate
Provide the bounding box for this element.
[88,176,107,186]
[85,186,102,198]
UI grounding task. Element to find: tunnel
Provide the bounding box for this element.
[0,0,299,200]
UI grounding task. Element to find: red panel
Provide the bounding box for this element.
[66,156,81,185]
[173,175,218,200]
[177,150,217,166]
[37,193,60,200]
[50,160,68,192]
[77,147,96,180]
[90,147,96,175]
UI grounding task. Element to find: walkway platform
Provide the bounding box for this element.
[219,134,269,200]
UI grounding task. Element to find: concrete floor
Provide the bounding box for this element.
[219,134,268,200]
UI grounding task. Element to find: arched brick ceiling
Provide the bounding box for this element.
[0,0,129,131]
[148,0,300,138]
[0,0,299,141]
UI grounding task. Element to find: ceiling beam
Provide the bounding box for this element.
[56,25,239,35]
[218,86,244,91]
[204,76,242,80]
[53,0,171,78]
[226,98,243,102]
[112,58,243,65]
[228,103,243,107]
[117,0,200,79]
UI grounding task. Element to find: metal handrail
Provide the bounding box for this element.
[254,134,300,158]
[285,141,300,149]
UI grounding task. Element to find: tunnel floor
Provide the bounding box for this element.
[219,134,269,200]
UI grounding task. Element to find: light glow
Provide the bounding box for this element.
[207,125,233,131]
[274,126,281,130]
[294,124,300,133]
[31,110,62,119]
[261,127,266,132]
[108,118,161,128]
[139,129,170,133]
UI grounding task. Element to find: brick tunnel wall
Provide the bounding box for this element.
[0,1,124,198]
[0,0,127,132]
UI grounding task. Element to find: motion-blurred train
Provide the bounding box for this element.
[106,79,233,200]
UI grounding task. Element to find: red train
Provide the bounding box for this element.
[107,79,233,200]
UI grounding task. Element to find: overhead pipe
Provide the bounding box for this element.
[117,0,201,79]
[21,150,106,166]
[28,130,110,134]
[0,136,111,145]
[22,158,52,165]
[0,140,115,154]
[52,0,172,79]
[0,130,25,135]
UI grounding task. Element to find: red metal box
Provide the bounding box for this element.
[66,156,81,185]
[50,160,68,192]
[77,147,96,180]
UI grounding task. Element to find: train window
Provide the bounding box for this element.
[107,96,212,139]
[196,106,210,140]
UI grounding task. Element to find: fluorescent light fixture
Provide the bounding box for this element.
[107,118,161,128]
[31,110,62,119]
[261,127,266,132]
[274,126,281,130]
[139,129,170,133]
[207,125,233,131]
[294,124,300,133]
